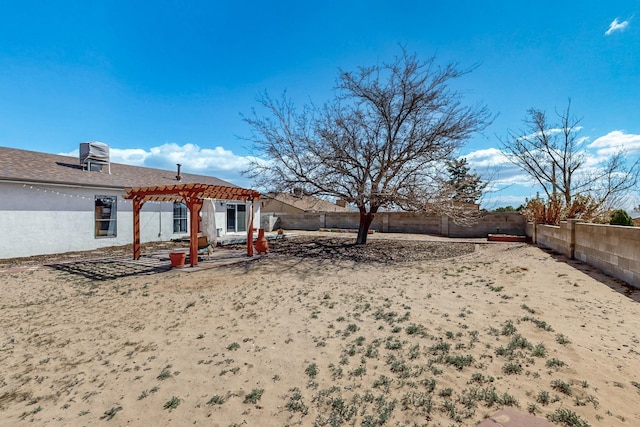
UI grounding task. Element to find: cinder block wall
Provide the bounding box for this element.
[574,223,640,286]
[271,211,526,237]
[449,212,527,238]
[535,223,571,257]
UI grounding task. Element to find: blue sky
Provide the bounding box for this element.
[1,1,639,209]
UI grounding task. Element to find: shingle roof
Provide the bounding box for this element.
[0,146,235,189]
[264,192,351,212]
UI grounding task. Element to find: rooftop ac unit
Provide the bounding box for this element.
[79,142,111,173]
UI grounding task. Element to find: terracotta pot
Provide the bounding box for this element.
[255,228,269,255]
[169,252,186,268]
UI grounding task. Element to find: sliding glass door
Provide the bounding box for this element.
[226,204,247,233]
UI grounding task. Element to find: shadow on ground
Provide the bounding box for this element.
[47,256,172,281]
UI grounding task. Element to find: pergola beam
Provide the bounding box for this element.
[124,183,260,265]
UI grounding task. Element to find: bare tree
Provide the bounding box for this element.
[500,101,638,214]
[243,51,491,244]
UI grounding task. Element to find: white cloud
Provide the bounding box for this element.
[588,130,640,156]
[463,147,536,187]
[463,147,510,167]
[109,148,151,166]
[147,143,251,172]
[62,143,255,187]
[605,18,630,36]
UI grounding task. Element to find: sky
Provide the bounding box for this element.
[1,1,639,210]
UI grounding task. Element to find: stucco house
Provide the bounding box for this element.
[0,144,260,259]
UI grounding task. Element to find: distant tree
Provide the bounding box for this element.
[500,100,639,219]
[609,209,633,226]
[494,206,516,212]
[446,158,485,204]
[244,50,491,244]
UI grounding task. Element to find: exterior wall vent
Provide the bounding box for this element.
[80,142,111,173]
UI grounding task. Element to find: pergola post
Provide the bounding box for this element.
[185,195,203,267]
[132,197,145,260]
[247,198,254,257]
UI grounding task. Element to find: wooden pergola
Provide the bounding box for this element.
[124,183,261,267]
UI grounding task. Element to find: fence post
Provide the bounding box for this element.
[567,219,577,259]
[441,214,449,237]
[381,212,389,233]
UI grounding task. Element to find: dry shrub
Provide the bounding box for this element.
[521,194,607,225]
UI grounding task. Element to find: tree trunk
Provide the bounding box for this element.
[355,211,375,244]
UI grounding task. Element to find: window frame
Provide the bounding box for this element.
[173,201,188,234]
[95,195,117,238]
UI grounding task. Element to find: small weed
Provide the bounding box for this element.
[163,396,180,411]
[546,358,566,369]
[244,388,264,404]
[508,334,532,351]
[555,334,571,345]
[227,342,240,351]
[546,408,590,426]
[632,381,640,392]
[439,388,453,397]
[157,368,172,380]
[305,363,318,379]
[521,316,553,332]
[502,362,523,375]
[551,379,572,396]
[344,323,359,336]
[373,375,391,392]
[536,390,550,405]
[445,354,474,370]
[350,365,366,377]
[385,340,402,350]
[207,395,225,405]
[501,320,517,336]
[531,343,547,357]
[285,388,308,415]
[405,324,420,335]
[100,406,123,420]
[429,341,450,354]
[501,393,518,407]
[521,304,536,314]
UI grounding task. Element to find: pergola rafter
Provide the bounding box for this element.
[124,183,260,266]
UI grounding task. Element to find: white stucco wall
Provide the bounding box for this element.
[0,183,185,259]
[0,182,260,259]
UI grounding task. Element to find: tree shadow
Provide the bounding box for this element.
[539,247,640,303]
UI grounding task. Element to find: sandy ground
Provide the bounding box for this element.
[1,233,640,426]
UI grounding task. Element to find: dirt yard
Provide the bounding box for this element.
[1,234,639,426]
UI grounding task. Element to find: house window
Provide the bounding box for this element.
[226,203,247,233]
[95,195,117,237]
[173,202,188,233]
